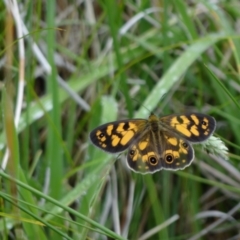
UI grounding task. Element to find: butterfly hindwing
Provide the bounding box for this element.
[127,130,194,173]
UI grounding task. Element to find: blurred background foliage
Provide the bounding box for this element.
[1,0,240,239]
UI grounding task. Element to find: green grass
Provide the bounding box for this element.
[1,0,240,239]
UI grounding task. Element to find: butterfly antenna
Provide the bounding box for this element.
[160,93,167,102]
[132,98,152,115]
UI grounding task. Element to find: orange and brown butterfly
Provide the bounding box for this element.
[89,113,216,174]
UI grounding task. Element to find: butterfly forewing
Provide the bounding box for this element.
[160,113,216,143]
[90,119,148,153]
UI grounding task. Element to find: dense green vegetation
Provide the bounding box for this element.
[1,0,240,239]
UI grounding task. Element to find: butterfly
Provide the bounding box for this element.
[89,113,216,174]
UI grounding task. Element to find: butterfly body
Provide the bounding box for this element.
[90,113,216,174]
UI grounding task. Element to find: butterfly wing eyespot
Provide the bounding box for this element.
[90,119,147,153]
[99,133,105,138]
[129,149,135,156]
[165,154,174,164]
[149,156,158,166]
[201,120,207,126]
[182,142,188,148]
